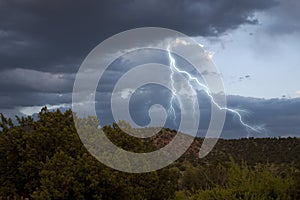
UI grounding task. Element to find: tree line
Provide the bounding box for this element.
[0,108,299,199]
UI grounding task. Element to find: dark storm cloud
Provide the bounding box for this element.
[0,0,279,113]
[0,68,74,93]
[194,95,300,138]
[219,96,300,138]
[0,0,278,73]
[2,0,299,139]
[0,91,71,109]
[95,85,300,138]
[262,0,300,35]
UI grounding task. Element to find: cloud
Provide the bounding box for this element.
[0,92,71,110]
[260,0,300,35]
[120,88,134,99]
[222,96,300,138]
[0,0,280,114]
[1,0,299,139]
[0,0,277,73]
[239,75,251,81]
[95,78,300,138]
[0,68,74,93]
[19,103,71,116]
[296,91,300,96]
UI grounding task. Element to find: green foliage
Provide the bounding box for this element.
[0,108,299,199]
[192,158,295,200]
[181,162,228,194]
[0,108,179,199]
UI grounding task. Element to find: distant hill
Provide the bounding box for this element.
[142,127,300,167]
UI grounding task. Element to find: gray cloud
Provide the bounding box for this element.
[0,0,277,73]
[0,68,74,93]
[220,96,300,138]
[95,85,300,138]
[0,0,279,112]
[2,0,299,139]
[0,91,71,110]
[261,0,300,35]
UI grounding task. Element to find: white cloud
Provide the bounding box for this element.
[19,103,71,116]
[120,88,135,99]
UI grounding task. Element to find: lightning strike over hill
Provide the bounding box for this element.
[167,46,265,136]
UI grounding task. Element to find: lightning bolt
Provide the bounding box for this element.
[167,46,265,136]
[168,57,177,120]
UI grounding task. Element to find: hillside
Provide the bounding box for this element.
[0,108,299,199]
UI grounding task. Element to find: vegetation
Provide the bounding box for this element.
[0,108,299,199]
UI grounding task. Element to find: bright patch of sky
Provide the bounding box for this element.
[195,12,300,99]
[19,103,71,116]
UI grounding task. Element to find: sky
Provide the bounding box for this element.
[0,0,299,138]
